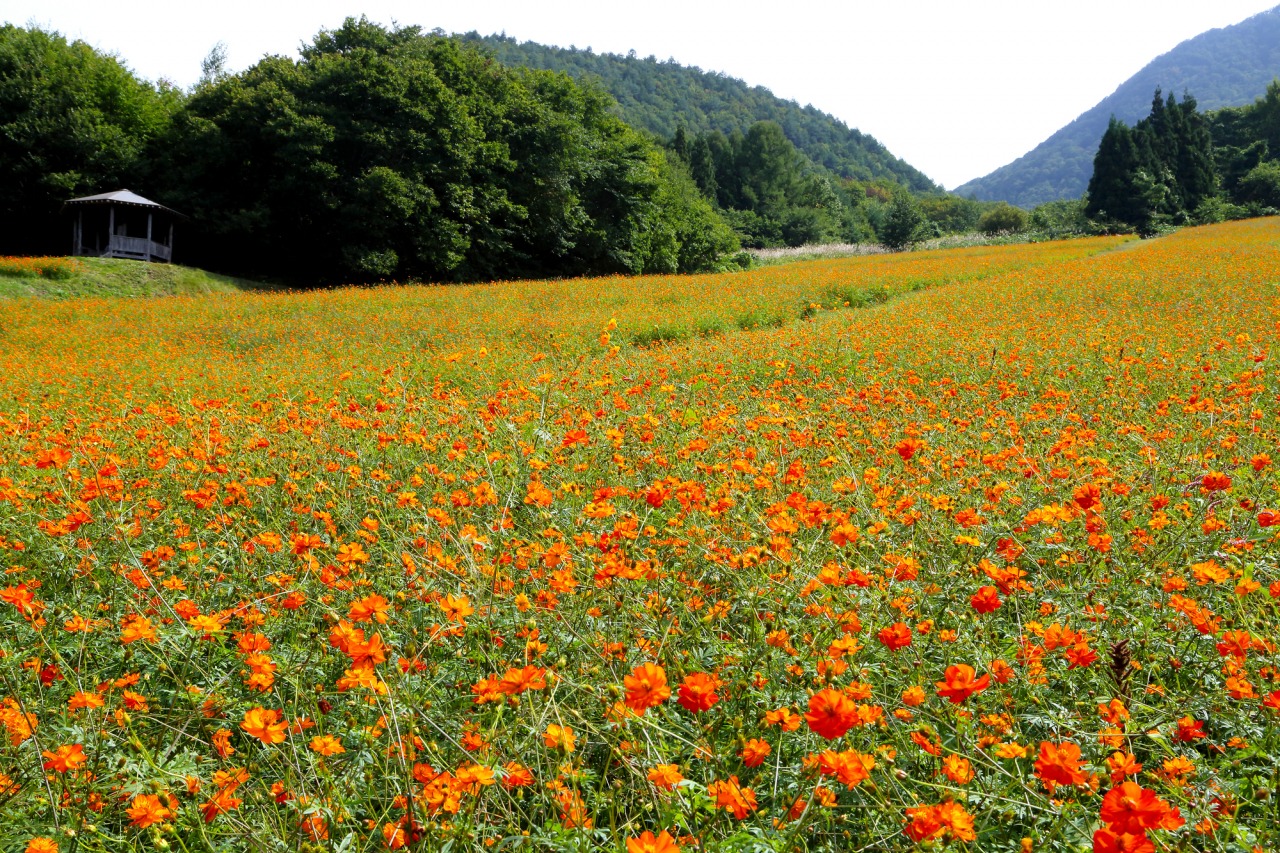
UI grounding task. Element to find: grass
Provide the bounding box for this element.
[0,256,274,299]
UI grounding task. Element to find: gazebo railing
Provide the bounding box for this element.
[100,235,172,262]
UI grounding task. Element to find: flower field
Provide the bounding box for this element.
[0,219,1278,853]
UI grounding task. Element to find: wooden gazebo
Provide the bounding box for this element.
[63,189,186,262]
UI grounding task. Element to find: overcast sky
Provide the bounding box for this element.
[7,1,1279,189]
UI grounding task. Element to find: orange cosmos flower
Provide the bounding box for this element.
[676,672,721,713]
[42,743,86,773]
[648,764,684,790]
[498,665,548,695]
[1173,715,1206,742]
[624,663,671,712]
[212,728,235,758]
[120,614,157,644]
[805,688,859,739]
[904,800,976,843]
[895,437,922,461]
[941,754,974,784]
[707,775,758,818]
[626,830,681,853]
[1034,740,1086,791]
[1091,827,1155,853]
[241,707,288,745]
[739,738,771,767]
[127,793,173,828]
[1200,471,1231,493]
[349,593,391,624]
[935,664,991,704]
[878,622,913,651]
[1099,782,1185,834]
[543,723,575,752]
[764,707,801,731]
[500,761,534,789]
[309,735,344,756]
[67,691,104,711]
[816,748,874,786]
[25,839,59,853]
[439,594,473,624]
[970,586,1001,614]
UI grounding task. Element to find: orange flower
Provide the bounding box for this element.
[805,688,858,739]
[1200,471,1231,492]
[309,735,345,756]
[25,839,59,853]
[970,586,1001,614]
[120,614,157,644]
[127,793,172,828]
[1099,782,1184,833]
[676,672,721,713]
[349,593,391,624]
[877,622,913,651]
[67,691,104,711]
[764,707,802,731]
[501,761,534,789]
[543,723,575,752]
[624,663,671,712]
[241,707,288,745]
[739,738,771,767]
[648,764,684,790]
[41,744,86,773]
[707,775,758,818]
[1173,715,1206,742]
[904,800,976,843]
[1034,740,1086,790]
[439,594,473,624]
[498,665,548,695]
[212,728,235,758]
[935,664,991,704]
[941,754,974,784]
[816,748,874,787]
[626,830,681,853]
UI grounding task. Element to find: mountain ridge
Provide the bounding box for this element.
[954,6,1280,206]
[461,33,940,193]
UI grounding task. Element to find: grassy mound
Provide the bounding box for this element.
[0,256,273,298]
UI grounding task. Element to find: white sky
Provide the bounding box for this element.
[7,1,1279,188]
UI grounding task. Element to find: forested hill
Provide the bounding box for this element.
[461,33,940,193]
[954,6,1280,206]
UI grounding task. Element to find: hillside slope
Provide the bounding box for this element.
[954,6,1280,206]
[461,33,939,193]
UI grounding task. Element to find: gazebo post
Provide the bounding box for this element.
[168,222,175,262]
[147,212,153,261]
[76,210,82,256]
[108,206,115,256]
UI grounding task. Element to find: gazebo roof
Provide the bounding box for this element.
[63,189,187,219]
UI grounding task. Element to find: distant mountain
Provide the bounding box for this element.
[461,33,940,193]
[954,6,1280,207]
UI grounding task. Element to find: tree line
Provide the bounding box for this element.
[1,20,738,283]
[1086,84,1280,233]
[17,19,1261,286]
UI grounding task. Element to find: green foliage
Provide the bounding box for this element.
[0,25,180,255]
[156,19,738,283]
[1028,198,1091,236]
[669,122,858,249]
[1086,92,1218,234]
[977,203,1029,234]
[1235,160,1280,208]
[956,8,1280,206]
[464,33,938,192]
[880,194,927,250]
